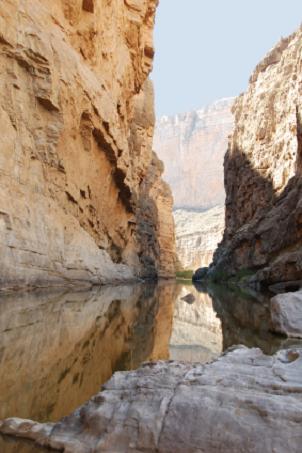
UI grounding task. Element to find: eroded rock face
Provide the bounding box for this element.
[2,347,302,452]
[211,28,302,285]
[154,98,234,210]
[0,0,175,289]
[174,206,224,269]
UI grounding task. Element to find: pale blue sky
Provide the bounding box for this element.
[151,0,301,117]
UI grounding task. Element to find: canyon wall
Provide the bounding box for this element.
[211,28,302,286]
[0,0,175,290]
[154,97,234,210]
[174,206,224,270]
[154,99,232,269]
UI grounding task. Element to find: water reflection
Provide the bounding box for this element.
[0,435,47,453]
[0,283,176,423]
[1,280,300,452]
[170,281,302,362]
[204,282,296,354]
[169,284,223,362]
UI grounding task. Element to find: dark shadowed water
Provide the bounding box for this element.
[1,281,300,452]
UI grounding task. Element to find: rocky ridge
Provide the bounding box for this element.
[0,0,175,290]
[211,28,302,286]
[1,346,302,452]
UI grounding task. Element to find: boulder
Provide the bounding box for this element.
[192,267,208,282]
[271,290,302,338]
[180,293,195,304]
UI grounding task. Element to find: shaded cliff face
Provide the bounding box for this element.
[0,0,175,289]
[212,28,302,286]
[154,98,234,210]
[174,206,224,270]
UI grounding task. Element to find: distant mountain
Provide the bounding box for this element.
[154,98,234,210]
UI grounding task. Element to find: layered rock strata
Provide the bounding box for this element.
[211,28,302,286]
[1,346,302,452]
[0,0,175,290]
[154,97,234,210]
[174,206,224,269]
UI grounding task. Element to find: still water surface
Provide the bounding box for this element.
[0,281,300,452]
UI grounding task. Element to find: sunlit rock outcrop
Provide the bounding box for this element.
[0,0,175,290]
[211,28,302,286]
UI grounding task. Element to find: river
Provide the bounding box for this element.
[0,281,300,452]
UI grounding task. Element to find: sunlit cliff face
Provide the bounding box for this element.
[0,0,175,290]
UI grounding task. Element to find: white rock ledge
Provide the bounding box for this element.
[1,346,302,452]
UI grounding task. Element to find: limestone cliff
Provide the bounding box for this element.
[211,28,302,286]
[0,0,175,290]
[154,98,234,210]
[174,206,224,270]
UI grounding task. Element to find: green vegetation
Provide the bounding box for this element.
[176,269,194,280]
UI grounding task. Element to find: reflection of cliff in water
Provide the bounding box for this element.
[2,280,301,453]
[169,283,223,362]
[0,283,175,423]
[194,282,299,355]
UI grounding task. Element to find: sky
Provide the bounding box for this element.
[151,0,302,117]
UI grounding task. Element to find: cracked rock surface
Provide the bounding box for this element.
[1,346,302,452]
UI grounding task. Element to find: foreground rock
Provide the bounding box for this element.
[0,0,175,290]
[174,206,224,270]
[1,347,302,452]
[211,27,302,286]
[271,290,302,338]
